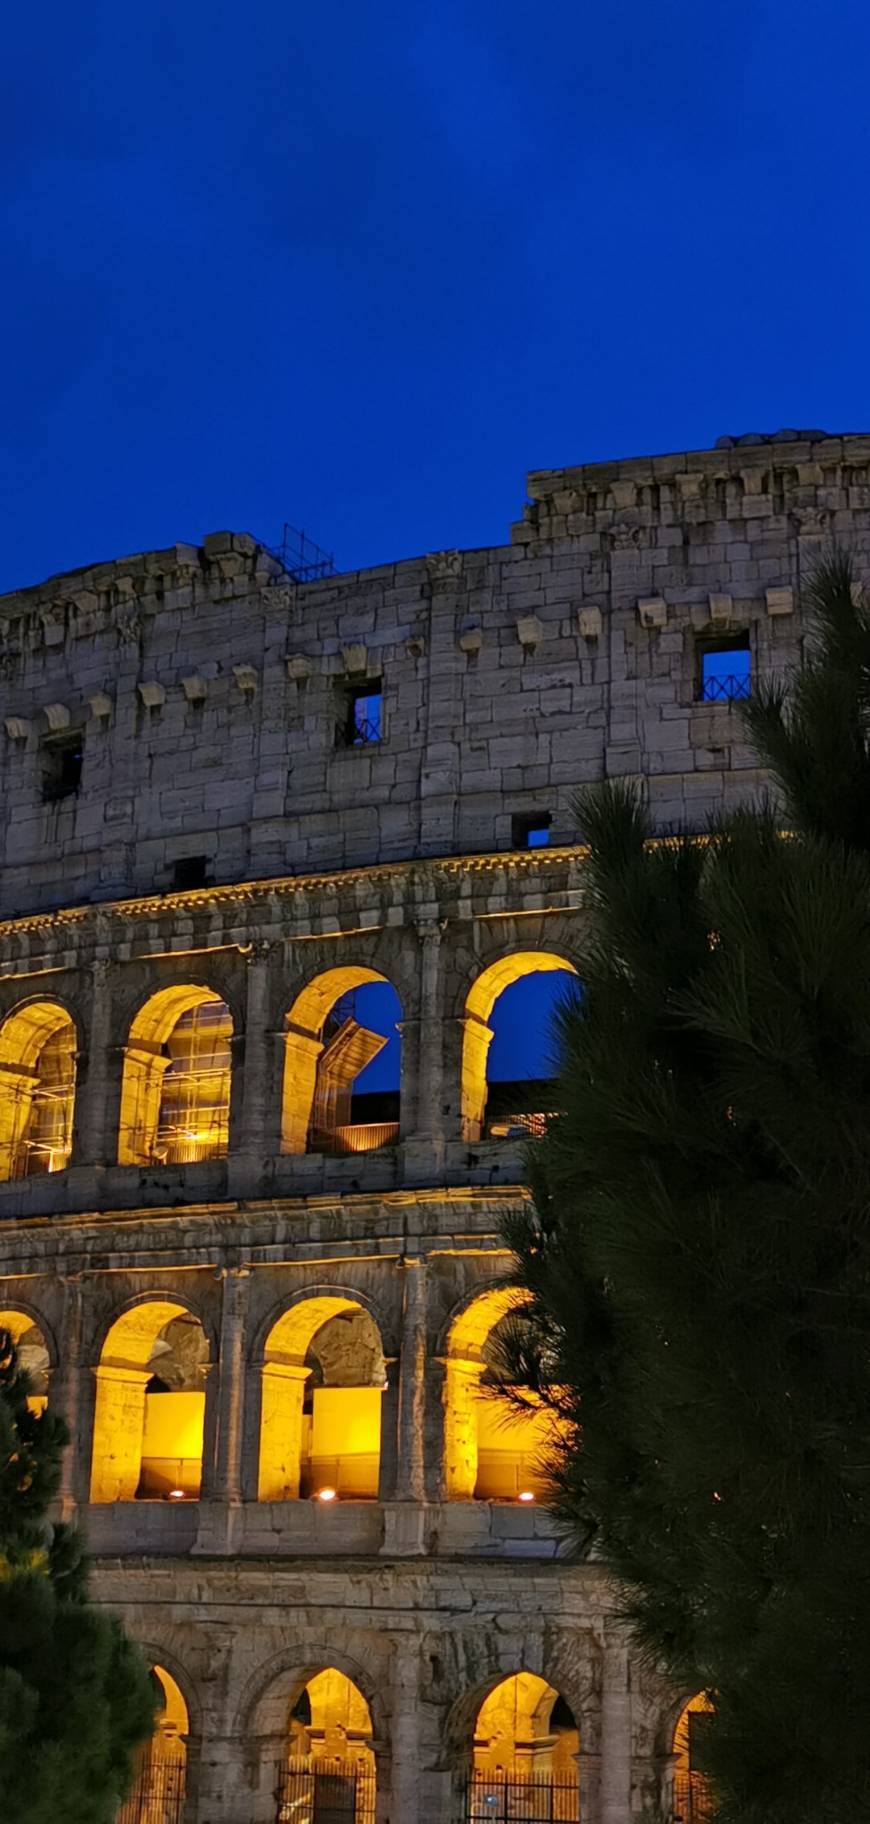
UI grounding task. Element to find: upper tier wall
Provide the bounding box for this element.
[2,435,869,915]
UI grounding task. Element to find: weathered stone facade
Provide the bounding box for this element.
[1,433,867,1822]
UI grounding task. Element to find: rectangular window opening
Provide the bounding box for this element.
[697,634,751,703]
[171,856,210,892]
[41,734,83,804]
[512,812,551,849]
[339,681,382,747]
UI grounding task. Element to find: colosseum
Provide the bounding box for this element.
[0,431,863,1823]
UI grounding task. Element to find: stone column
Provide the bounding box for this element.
[90,1363,150,1501]
[257,1360,309,1500]
[402,920,446,1182]
[52,1273,86,1518]
[396,1254,427,1501]
[237,944,274,1158]
[195,1268,250,1553]
[387,1636,432,1823]
[280,1026,324,1153]
[382,1254,429,1556]
[458,1013,494,1141]
[599,1637,632,1824]
[72,958,114,1165]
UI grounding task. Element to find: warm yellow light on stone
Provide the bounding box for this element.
[117,984,231,1166]
[473,1671,579,1786]
[258,1296,385,1502]
[460,952,577,1141]
[0,1000,76,1181]
[280,965,390,1155]
[90,1301,207,1504]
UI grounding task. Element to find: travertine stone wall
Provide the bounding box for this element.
[2,437,855,1820]
[3,434,870,917]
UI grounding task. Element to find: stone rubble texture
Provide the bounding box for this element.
[0,433,867,1821]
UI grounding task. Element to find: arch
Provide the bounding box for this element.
[281,966,402,1155]
[90,1298,210,1503]
[118,1661,189,1824]
[672,1692,713,1823]
[461,952,579,1141]
[0,1307,51,1414]
[244,1656,377,1824]
[118,984,233,1166]
[0,999,77,1180]
[443,1286,556,1501]
[258,1294,386,1501]
[466,1671,580,1814]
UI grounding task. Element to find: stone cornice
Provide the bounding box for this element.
[0,844,590,945]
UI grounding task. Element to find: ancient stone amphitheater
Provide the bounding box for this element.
[0,432,860,1822]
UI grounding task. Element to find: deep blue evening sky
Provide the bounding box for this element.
[3,1,869,594]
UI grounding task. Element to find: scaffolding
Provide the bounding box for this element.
[268,524,336,583]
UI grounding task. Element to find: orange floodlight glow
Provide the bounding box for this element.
[316,1486,337,1502]
[518,1489,536,1503]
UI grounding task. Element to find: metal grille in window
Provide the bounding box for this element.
[276,1756,376,1823]
[116,1754,186,1824]
[461,1770,580,1821]
[699,672,751,703]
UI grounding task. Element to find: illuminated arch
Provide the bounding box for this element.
[443,1286,556,1501]
[258,1294,386,1501]
[0,1307,51,1415]
[461,952,578,1141]
[271,1666,376,1821]
[281,966,402,1155]
[470,1672,579,1808]
[118,1663,189,1824]
[90,1298,210,1503]
[118,984,233,1166]
[0,999,77,1180]
[673,1692,714,1823]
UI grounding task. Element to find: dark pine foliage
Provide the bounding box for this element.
[0,1329,156,1824]
[503,553,870,1823]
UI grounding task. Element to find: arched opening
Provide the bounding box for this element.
[468,1673,579,1818]
[281,967,402,1155]
[118,1663,188,1824]
[0,1309,50,1414]
[90,1302,209,1503]
[444,1288,557,1501]
[118,985,232,1166]
[0,1000,77,1180]
[673,1693,713,1823]
[461,954,579,1142]
[258,1297,386,1501]
[279,1669,376,1824]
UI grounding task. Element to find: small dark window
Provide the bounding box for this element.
[512,812,551,849]
[171,856,209,891]
[697,635,751,703]
[41,734,83,804]
[339,682,382,747]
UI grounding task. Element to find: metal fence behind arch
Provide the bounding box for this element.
[116,1755,186,1824]
[460,1769,580,1821]
[276,1755,377,1823]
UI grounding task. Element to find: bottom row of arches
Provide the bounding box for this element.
[121,1667,710,1823]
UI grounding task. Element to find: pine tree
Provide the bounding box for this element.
[0,1328,156,1824]
[503,554,870,1823]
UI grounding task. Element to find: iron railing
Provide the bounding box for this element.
[276,1755,376,1822]
[699,673,751,703]
[117,1756,186,1824]
[673,1768,714,1822]
[461,1770,580,1821]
